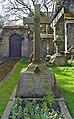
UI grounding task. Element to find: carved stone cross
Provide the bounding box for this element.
[23,4,51,63]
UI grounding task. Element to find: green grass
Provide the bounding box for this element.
[52,66,74,117]
[0,58,28,117]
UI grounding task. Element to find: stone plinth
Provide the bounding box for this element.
[50,53,66,66]
[16,63,58,97]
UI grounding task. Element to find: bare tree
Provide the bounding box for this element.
[0,0,55,24]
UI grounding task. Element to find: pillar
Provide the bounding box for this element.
[64,22,68,53]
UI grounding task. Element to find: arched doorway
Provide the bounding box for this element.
[9,34,23,57]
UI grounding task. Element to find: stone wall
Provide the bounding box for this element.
[0,37,3,57]
[2,35,9,57]
[67,23,74,49]
[40,40,47,56]
[67,0,74,14]
[21,33,33,57]
[22,36,47,58]
[56,16,65,52]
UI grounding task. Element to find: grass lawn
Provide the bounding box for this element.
[52,65,74,117]
[0,58,29,117]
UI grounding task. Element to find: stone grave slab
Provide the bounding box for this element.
[16,63,58,97]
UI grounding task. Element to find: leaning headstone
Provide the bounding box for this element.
[16,4,58,98]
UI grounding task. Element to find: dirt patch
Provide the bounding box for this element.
[0,59,19,81]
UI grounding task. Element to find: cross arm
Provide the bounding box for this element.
[23,16,52,25]
[23,17,34,24]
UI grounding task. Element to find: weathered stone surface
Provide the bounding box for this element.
[50,53,66,66]
[0,37,3,56]
[2,35,9,57]
[16,63,58,97]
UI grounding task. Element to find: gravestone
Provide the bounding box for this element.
[68,46,74,59]
[16,4,58,98]
[50,35,66,65]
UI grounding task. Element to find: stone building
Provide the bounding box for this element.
[51,0,74,55]
[0,25,32,58]
[0,25,47,58]
[0,0,74,59]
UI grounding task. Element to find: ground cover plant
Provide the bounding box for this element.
[0,58,29,117]
[10,92,64,119]
[46,60,74,118]
[0,59,19,81]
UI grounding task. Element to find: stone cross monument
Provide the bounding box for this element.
[16,4,58,98]
[23,4,51,63]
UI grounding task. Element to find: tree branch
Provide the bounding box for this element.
[15,0,32,12]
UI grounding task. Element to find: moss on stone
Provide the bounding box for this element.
[26,62,53,73]
[64,13,74,19]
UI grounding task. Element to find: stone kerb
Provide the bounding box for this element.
[1,85,17,119]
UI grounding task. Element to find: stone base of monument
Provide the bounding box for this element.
[50,53,66,66]
[16,63,58,98]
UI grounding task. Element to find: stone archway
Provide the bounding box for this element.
[9,33,23,58]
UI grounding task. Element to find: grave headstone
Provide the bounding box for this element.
[50,35,66,65]
[16,4,58,98]
[68,46,74,59]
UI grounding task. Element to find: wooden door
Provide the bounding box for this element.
[9,34,22,57]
